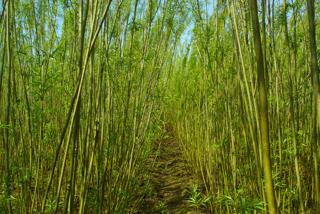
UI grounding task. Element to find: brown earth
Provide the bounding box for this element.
[137,127,205,214]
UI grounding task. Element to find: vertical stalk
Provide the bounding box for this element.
[250,0,277,213]
[307,0,320,211]
[4,1,12,212]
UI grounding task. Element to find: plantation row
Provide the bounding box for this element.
[1,0,320,213]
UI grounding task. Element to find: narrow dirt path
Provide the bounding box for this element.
[138,126,201,214]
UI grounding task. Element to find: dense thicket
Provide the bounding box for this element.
[1,0,320,213]
[0,0,187,213]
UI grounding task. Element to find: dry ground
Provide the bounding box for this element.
[138,127,207,214]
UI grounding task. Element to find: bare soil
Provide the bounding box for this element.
[138,127,202,214]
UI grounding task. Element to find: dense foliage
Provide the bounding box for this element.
[1,0,320,213]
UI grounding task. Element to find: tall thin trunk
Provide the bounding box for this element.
[283,0,304,212]
[250,0,277,213]
[307,0,320,211]
[261,0,268,89]
[4,1,12,212]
